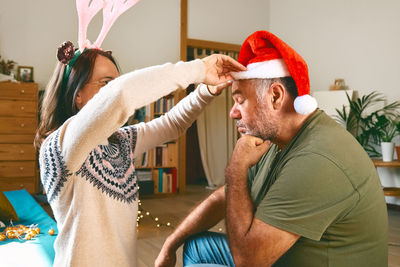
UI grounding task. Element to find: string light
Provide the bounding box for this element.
[136,202,173,229]
[0,221,47,242]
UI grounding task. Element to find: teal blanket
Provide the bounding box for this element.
[0,190,57,267]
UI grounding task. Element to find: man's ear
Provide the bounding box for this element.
[269,82,285,110]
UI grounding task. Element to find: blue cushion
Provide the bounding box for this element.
[0,190,57,267]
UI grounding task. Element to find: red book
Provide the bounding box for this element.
[171,168,177,193]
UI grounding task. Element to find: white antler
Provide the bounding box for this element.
[76,0,103,51]
[92,0,140,48]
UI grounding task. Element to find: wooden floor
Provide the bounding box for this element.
[137,185,400,267]
[41,184,400,266]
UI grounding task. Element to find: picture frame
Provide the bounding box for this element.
[17,66,34,82]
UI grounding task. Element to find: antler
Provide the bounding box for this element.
[92,0,140,48]
[76,0,104,51]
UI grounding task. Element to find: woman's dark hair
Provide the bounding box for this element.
[34,49,119,150]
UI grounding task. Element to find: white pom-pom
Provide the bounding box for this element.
[294,95,318,115]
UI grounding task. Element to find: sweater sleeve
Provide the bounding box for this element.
[132,84,214,158]
[60,59,205,172]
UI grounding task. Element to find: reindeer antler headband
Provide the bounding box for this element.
[57,0,140,87]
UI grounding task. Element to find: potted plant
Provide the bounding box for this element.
[396,121,400,162]
[374,115,397,161]
[0,55,16,76]
[335,91,400,159]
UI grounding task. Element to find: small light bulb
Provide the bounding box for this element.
[157,224,160,228]
[218,228,222,232]
[146,212,150,216]
[167,222,171,226]
[155,217,159,221]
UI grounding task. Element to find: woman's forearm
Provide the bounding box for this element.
[61,60,205,172]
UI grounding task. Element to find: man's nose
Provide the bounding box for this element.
[230,104,241,119]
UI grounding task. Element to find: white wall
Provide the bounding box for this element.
[269,0,400,205]
[188,0,269,44]
[0,0,182,89]
[269,0,400,104]
[0,0,269,91]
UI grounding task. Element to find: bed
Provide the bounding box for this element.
[0,189,57,267]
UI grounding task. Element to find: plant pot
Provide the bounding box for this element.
[396,146,400,162]
[381,142,395,162]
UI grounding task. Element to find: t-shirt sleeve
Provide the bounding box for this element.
[255,152,359,241]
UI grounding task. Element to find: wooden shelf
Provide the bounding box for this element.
[134,97,181,195]
[0,82,39,194]
[372,159,400,197]
[136,166,176,170]
[372,159,400,168]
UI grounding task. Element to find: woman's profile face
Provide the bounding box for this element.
[75,55,119,110]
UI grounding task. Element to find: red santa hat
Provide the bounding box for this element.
[232,31,317,115]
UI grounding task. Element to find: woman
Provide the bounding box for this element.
[35,47,245,267]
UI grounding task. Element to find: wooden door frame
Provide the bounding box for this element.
[179,0,241,192]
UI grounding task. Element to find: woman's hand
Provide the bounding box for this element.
[202,54,246,85]
[207,80,233,96]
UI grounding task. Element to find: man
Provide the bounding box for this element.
[155,31,388,267]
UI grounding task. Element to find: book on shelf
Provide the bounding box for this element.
[138,180,154,196]
[135,151,151,168]
[154,143,177,167]
[136,170,153,181]
[128,104,151,125]
[154,95,175,114]
[151,167,178,194]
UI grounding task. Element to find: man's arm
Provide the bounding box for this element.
[155,186,226,267]
[225,136,300,267]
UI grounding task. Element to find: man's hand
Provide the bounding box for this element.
[202,54,246,85]
[230,135,271,170]
[154,245,176,267]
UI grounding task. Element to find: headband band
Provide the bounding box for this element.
[61,50,83,91]
[57,41,84,90]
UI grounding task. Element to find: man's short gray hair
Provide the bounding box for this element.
[254,77,298,104]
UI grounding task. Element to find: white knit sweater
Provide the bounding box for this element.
[39,59,214,267]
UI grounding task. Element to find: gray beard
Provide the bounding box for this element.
[237,104,278,141]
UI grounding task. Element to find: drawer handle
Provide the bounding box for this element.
[20,90,25,94]
[20,123,25,128]
[20,150,25,154]
[19,184,24,188]
[20,106,25,110]
[19,167,24,171]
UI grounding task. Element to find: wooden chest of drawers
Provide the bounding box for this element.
[0,82,39,193]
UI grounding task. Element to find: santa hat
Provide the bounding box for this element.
[232,31,317,115]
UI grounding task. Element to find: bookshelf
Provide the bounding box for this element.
[133,93,182,195]
[133,0,243,196]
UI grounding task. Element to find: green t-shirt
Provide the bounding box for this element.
[247,110,388,267]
